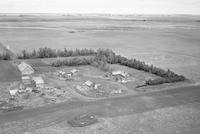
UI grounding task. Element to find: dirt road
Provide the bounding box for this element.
[0,85,200,132]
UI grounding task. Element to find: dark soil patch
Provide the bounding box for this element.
[68,114,98,127]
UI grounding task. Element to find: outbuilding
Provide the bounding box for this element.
[94,84,101,89]
[9,89,18,96]
[32,77,44,88]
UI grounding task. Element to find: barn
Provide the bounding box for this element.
[18,62,34,75]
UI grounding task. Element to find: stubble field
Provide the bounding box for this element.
[0,14,200,82]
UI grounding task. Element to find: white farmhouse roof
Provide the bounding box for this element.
[112,70,128,77]
[32,77,44,84]
[18,62,34,75]
[84,80,93,87]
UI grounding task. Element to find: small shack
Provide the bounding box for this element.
[18,62,34,75]
[9,89,18,96]
[32,77,44,88]
[21,76,32,85]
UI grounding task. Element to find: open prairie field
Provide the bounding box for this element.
[0,14,200,82]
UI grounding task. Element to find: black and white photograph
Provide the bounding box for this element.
[0,0,200,133]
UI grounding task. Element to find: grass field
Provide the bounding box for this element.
[0,61,20,82]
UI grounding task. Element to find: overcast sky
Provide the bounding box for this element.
[0,0,200,14]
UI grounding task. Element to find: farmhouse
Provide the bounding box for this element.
[18,62,34,75]
[32,77,44,88]
[112,70,128,77]
[84,80,94,87]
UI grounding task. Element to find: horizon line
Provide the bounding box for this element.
[0,13,200,16]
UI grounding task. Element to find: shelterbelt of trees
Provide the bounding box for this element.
[0,53,11,60]
[0,47,186,86]
[18,48,96,59]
